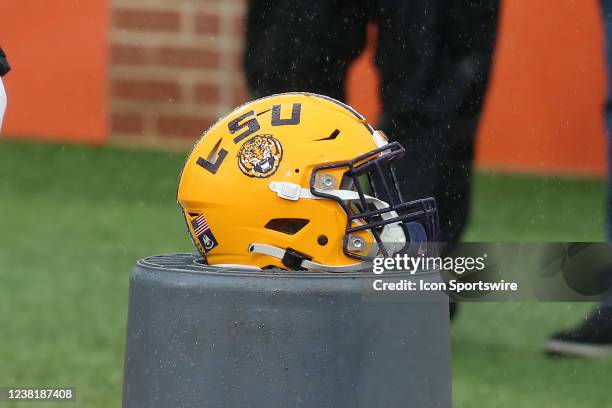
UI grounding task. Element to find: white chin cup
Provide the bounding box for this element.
[351,195,407,257]
[377,218,407,256]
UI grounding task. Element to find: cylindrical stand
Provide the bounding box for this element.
[123,254,451,408]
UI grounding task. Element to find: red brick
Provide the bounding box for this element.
[112,79,181,102]
[113,9,181,32]
[233,83,249,105]
[157,46,220,69]
[229,47,243,71]
[194,83,221,105]
[157,115,215,138]
[111,44,220,69]
[195,13,220,35]
[111,112,144,134]
[232,14,245,38]
[111,44,155,65]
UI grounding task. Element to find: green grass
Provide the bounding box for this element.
[0,140,608,407]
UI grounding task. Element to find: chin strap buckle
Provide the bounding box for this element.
[248,243,310,270]
[281,248,312,270]
[269,181,302,201]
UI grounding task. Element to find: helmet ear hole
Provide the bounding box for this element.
[264,218,310,235]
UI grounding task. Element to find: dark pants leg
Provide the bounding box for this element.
[244,0,499,243]
[601,0,612,242]
[599,0,612,304]
[244,0,370,101]
[376,0,500,242]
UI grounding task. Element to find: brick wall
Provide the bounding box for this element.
[110,0,248,146]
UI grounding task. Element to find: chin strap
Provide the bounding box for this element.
[269,181,388,205]
[248,243,366,272]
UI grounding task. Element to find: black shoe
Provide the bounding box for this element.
[545,305,612,358]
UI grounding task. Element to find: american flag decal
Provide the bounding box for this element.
[191,214,218,253]
[192,215,209,235]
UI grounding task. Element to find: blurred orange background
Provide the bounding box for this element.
[347,1,607,176]
[0,0,108,144]
[1,0,608,175]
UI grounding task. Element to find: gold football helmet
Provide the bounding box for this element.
[177,93,438,271]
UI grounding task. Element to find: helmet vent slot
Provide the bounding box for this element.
[265,218,310,235]
[315,129,340,141]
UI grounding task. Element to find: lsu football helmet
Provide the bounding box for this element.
[177,93,438,271]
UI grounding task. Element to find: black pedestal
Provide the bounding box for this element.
[123,254,451,408]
